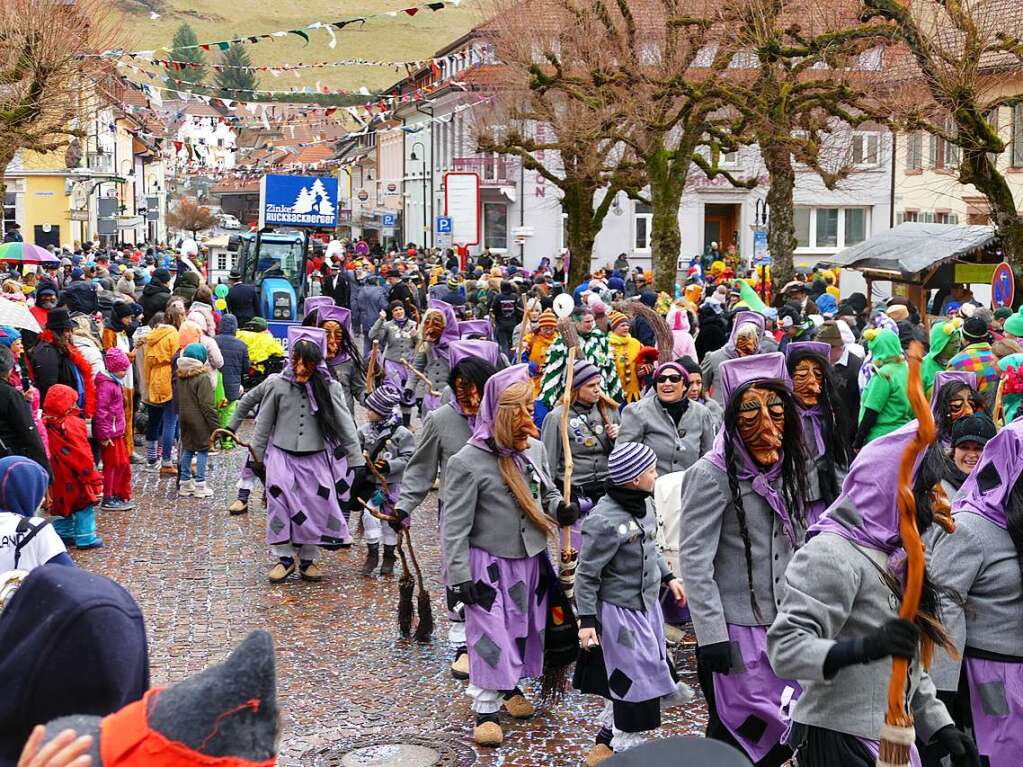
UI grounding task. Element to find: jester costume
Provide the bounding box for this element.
[922,318,963,396]
[538,327,625,409]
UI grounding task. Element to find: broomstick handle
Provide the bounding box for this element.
[993,375,1006,427]
[879,342,932,766]
[208,428,259,465]
[365,340,380,394]
[560,348,577,554]
[402,528,429,593]
[515,295,532,361]
[401,359,441,397]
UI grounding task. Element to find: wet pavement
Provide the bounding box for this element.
[76,423,709,766]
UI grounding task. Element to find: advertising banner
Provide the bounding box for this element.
[259,174,339,229]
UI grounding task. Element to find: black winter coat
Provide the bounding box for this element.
[214,333,249,402]
[0,379,51,477]
[225,283,260,326]
[61,280,98,314]
[140,282,171,323]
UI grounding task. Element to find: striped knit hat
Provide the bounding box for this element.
[366,383,401,417]
[608,310,630,330]
[608,441,657,485]
[538,309,558,330]
[572,360,601,389]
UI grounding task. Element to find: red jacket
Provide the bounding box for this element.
[43,384,102,516]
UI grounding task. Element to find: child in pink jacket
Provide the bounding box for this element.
[94,347,134,511]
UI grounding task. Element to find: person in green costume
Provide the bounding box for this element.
[921,317,962,395]
[854,328,912,449]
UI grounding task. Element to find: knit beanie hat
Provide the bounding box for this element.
[366,383,401,417]
[538,309,558,330]
[104,347,130,373]
[951,413,997,448]
[1004,308,1023,337]
[608,310,630,330]
[608,441,657,486]
[183,342,208,362]
[571,360,601,389]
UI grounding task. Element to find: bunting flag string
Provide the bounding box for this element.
[133,56,433,73]
[94,0,468,59]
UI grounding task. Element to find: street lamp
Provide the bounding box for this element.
[410,142,427,249]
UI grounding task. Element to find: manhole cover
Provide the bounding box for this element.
[298,734,476,767]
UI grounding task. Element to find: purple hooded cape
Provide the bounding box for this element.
[426,299,461,362]
[283,325,331,413]
[809,421,924,554]
[929,370,977,410]
[316,304,353,364]
[458,319,494,341]
[303,296,335,320]
[952,420,1023,530]
[705,353,800,545]
[725,310,766,355]
[448,339,500,368]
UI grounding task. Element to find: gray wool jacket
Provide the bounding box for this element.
[356,421,416,487]
[768,531,953,742]
[679,457,800,647]
[575,493,672,618]
[410,346,450,400]
[618,396,716,477]
[928,511,1023,691]
[443,439,563,586]
[540,402,620,489]
[369,318,417,362]
[329,359,364,414]
[249,374,364,468]
[396,403,472,516]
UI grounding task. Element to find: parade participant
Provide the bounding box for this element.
[607,311,642,403]
[922,317,964,395]
[394,351,497,679]
[251,326,365,584]
[541,360,621,551]
[784,341,851,527]
[619,360,716,478]
[410,299,460,415]
[855,328,913,449]
[927,420,1023,765]
[679,355,723,426]
[176,343,219,499]
[0,456,71,572]
[43,384,104,549]
[930,371,983,446]
[679,353,809,766]
[442,365,578,747]
[768,421,977,766]
[539,310,625,411]
[521,309,559,397]
[369,300,419,385]
[459,318,493,341]
[307,304,365,414]
[93,348,134,510]
[355,384,415,577]
[574,442,692,764]
[701,310,766,407]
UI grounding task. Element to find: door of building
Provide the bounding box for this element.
[703,203,739,254]
[33,225,59,250]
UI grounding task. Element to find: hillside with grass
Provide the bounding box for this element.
[111,0,489,95]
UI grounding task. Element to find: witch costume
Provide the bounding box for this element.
[784,341,851,527]
[701,310,766,407]
[410,299,460,414]
[767,422,975,766]
[251,326,365,583]
[573,441,693,763]
[928,421,1023,764]
[678,352,806,766]
[442,364,577,747]
[311,304,365,414]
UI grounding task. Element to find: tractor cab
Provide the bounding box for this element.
[229,229,323,323]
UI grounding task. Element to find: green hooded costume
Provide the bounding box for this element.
[859,328,913,444]
[921,318,962,395]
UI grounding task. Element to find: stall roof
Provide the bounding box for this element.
[829,223,996,277]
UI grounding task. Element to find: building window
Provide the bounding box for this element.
[2,192,16,239]
[935,212,959,224]
[794,206,870,250]
[1014,105,1023,168]
[634,202,652,251]
[216,250,230,272]
[906,132,923,170]
[851,132,880,167]
[483,203,507,250]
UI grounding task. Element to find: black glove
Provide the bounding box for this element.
[931,725,980,767]
[556,500,580,526]
[388,508,409,533]
[699,641,734,674]
[862,618,919,662]
[446,580,481,609]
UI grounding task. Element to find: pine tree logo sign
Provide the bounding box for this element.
[259,175,340,229]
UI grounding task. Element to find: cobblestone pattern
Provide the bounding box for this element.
[76,423,708,766]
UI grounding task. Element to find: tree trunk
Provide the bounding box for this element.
[762,142,798,289]
[562,181,600,291]
[962,148,1023,273]
[647,144,685,294]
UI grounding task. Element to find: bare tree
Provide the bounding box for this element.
[167,197,216,238]
[865,0,1023,268]
[0,0,117,195]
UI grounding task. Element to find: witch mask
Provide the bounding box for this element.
[423,311,446,343]
[738,386,785,466]
[791,358,823,408]
[321,320,343,359]
[735,327,759,357]
[454,376,482,417]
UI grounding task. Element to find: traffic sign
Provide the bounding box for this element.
[436,216,453,234]
[382,213,397,227]
[993,262,1015,308]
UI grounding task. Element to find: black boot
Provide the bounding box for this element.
[361,543,379,576]
[380,544,397,575]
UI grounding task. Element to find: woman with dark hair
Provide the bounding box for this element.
[930,371,984,446]
[679,355,722,427]
[784,341,851,527]
[768,422,977,766]
[394,347,497,679]
[679,353,809,766]
[927,421,1023,765]
[304,305,365,413]
[251,326,365,584]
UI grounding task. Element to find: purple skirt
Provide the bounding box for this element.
[464,546,546,691]
[382,358,409,389]
[712,624,801,763]
[264,443,352,547]
[966,656,1023,762]
[598,600,676,703]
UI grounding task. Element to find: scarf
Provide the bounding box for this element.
[799,403,826,458]
[605,484,651,518]
[661,397,689,426]
[706,429,798,546]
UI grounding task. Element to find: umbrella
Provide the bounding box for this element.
[0,242,59,265]
[0,298,41,333]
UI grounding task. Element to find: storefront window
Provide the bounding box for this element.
[483,203,507,250]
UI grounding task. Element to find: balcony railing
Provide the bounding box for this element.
[86,152,114,174]
[451,156,515,184]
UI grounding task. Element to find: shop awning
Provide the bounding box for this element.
[829,223,997,278]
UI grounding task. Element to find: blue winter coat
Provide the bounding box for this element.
[214,315,249,402]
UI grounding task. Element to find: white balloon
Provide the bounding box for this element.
[181,239,199,257]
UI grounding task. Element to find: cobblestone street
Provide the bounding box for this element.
[76,426,708,766]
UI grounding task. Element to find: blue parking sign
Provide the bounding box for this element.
[436,216,453,234]
[382,213,396,227]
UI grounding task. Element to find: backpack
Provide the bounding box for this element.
[13,517,52,569]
